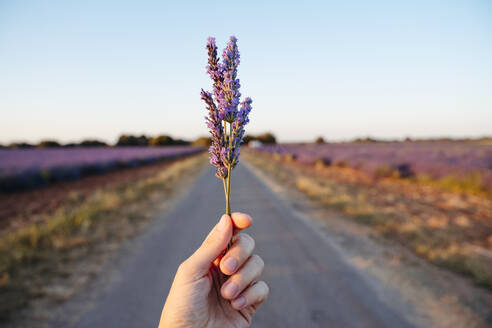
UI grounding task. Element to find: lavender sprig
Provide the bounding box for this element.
[201,36,252,221]
[220,36,241,123]
[201,89,227,179]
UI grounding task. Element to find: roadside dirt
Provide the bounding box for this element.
[244,156,492,328]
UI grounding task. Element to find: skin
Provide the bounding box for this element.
[158,213,269,328]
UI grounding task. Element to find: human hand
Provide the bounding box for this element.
[158,213,269,328]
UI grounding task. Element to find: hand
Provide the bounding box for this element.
[158,213,269,328]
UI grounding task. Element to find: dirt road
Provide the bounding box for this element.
[54,164,416,328]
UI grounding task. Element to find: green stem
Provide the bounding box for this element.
[226,122,233,215]
[223,123,230,215]
[222,178,227,200]
[226,123,233,249]
[226,162,231,215]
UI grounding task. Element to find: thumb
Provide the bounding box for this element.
[183,214,232,277]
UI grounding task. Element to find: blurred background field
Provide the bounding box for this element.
[256,139,492,196]
[1,0,492,327]
[246,142,492,285]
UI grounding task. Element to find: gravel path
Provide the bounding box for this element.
[57,164,416,328]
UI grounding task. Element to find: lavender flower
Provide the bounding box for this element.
[206,37,221,83]
[220,36,241,123]
[201,36,252,218]
[201,89,227,179]
[230,97,252,168]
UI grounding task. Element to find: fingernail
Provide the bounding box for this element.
[216,215,228,232]
[223,281,239,298]
[223,257,237,273]
[232,296,246,309]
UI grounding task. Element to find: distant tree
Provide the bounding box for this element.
[315,136,325,144]
[240,133,277,145]
[79,140,108,147]
[116,135,130,146]
[353,137,379,143]
[256,132,276,144]
[192,137,212,147]
[8,142,34,148]
[38,140,61,148]
[150,135,175,146]
[116,135,149,146]
[149,135,190,146]
[242,135,255,145]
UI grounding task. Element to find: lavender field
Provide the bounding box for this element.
[0,146,203,191]
[256,141,492,192]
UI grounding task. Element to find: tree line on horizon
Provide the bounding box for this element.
[0,132,279,149]
[2,133,491,149]
[313,136,492,144]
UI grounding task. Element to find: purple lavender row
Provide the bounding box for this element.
[0,146,203,192]
[256,142,492,190]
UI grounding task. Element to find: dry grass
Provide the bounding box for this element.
[244,149,492,289]
[0,154,207,322]
[416,172,489,197]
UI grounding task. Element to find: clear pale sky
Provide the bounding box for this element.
[1,0,491,144]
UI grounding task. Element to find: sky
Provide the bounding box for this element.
[0,0,491,144]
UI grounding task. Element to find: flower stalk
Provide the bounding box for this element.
[201,36,252,248]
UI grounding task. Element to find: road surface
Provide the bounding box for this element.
[58,164,415,328]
